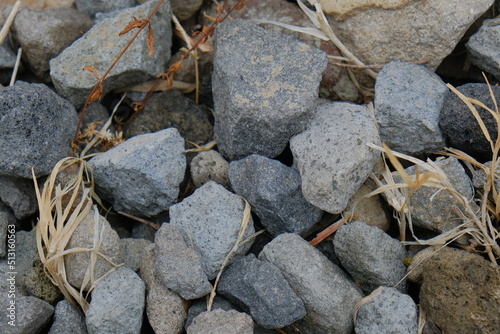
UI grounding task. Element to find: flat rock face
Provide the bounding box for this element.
[50,0,172,108]
[90,128,186,217]
[259,233,362,334]
[374,61,447,156]
[187,309,254,334]
[48,300,87,334]
[333,221,407,293]
[327,0,494,70]
[229,154,322,236]
[0,81,77,178]
[86,267,146,334]
[417,247,500,334]
[212,18,326,160]
[290,101,380,214]
[0,295,54,334]
[75,0,136,17]
[355,287,418,334]
[170,181,255,280]
[467,18,500,81]
[0,175,38,219]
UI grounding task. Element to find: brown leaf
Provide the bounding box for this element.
[119,16,145,36]
[169,60,182,73]
[234,0,245,10]
[88,83,103,103]
[147,22,154,57]
[83,66,100,80]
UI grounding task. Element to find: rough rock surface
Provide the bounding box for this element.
[154,223,211,300]
[0,202,15,258]
[229,154,323,236]
[25,255,62,303]
[0,43,16,70]
[50,0,172,108]
[11,7,93,80]
[86,266,145,334]
[90,128,185,217]
[326,0,494,71]
[374,61,447,156]
[48,300,87,334]
[187,309,254,334]
[0,295,54,334]
[467,18,500,81]
[120,237,151,272]
[184,296,235,330]
[259,233,362,334]
[0,81,77,178]
[190,150,230,189]
[440,83,500,161]
[411,246,500,334]
[75,0,136,17]
[290,101,380,213]
[355,287,418,334]
[213,18,326,160]
[170,181,255,279]
[0,175,38,219]
[64,207,123,290]
[218,254,306,328]
[169,0,203,21]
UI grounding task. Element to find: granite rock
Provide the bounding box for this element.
[466,18,500,81]
[120,237,151,272]
[190,150,230,189]
[48,300,87,334]
[0,175,38,219]
[75,0,136,17]
[0,295,54,334]
[187,309,253,334]
[0,201,15,258]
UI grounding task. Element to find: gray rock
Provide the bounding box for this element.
[25,254,62,303]
[190,150,230,189]
[0,43,16,69]
[439,83,500,160]
[75,0,136,17]
[90,128,186,217]
[0,201,15,258]
[64,207,123,290]
[229,154,322,236]
[333,221,407,293]
[326,0,494,71]
[374,61,447,156]
[290,101,380,214]
[187,309,253,334]
[212,19,327,160]
[218,253,306,329]
[11,229,38,296]
[393,156,474,234]
[467,18,500,81]
[185,296,235,330]
[259,233,363,334]
[169,0,203,21]
[0,295,54,334]
[0,175,38,219]
[120,238,151,272]
[154,223,211,300]
[355,287,418,334]
[11,7,93,81]
[50,0,172,108]
[124,90,213,146]
[86,266,145,334]
[0,81,78,178]
[170,181,255,279]
[48,300,87,334]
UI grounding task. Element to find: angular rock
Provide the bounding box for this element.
[0,201,15,258]
[140,243,189,334]
[466,18,500,81]
[229,154,322,236]
[170,181,255,279]
[439,83,500,161]
[170,0,203,21]
[411,246,500,334]
[50,0,172,108]
[0,81,78,178]
[64,207,123,290]
[0,43,16,70]
[187,309,253,334]
[213,18,327,160]
[120,237,151,272]
[218,254,306,329]
[190,150,230,189]
[290,101,380,214]
[0,295,54,334]
[393,156,474,234]
[124,90,213,146]
[11,229,39,296]
[355,287,418,334]
[48,300,87,334]
[185,296,235,330]
[75,0,136,17]
[333,221,407,293]
[86,266,145,334]
[374,61,447,156]
[259,233,363,334]
[0,175,38,219]
[90,128,185,217]
[11,7,93,80]
[326,0,494,71]
[154,223,211,300]
[25,255,62,303]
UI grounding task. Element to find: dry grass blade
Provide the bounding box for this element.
[0,0,21,45]
[251,18,329,41]
[9,47,22,86]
